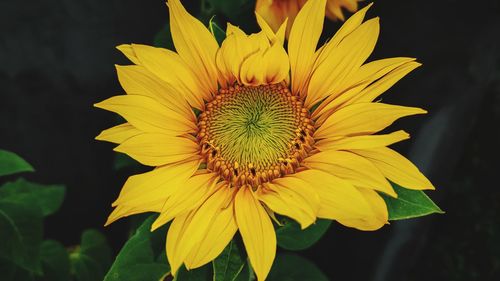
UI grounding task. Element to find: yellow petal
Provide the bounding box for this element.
[315,61,421,122]
[336,187,389,231]
[288,0,326,97]
[315,130,410,151]
[351,62,422,104]
[95,123,142,144]
[312,57,416,120]
[306,17,380,107]
[185,188,238,269]
[112,158,200,207]
[239,41,289,86]
[275,18,288,44]
[151,172,219,231]
[226,22,248,37]
[215,35,236,86]
[94,94,197,135]
[105,199,166,226]
[295,169,373,220]
[115,64,196,119]
[238,50,266,86]
[255,11,275,39]
[352,147,435,190]
[351,58,417,89]
[216,32,261,86]
[168,0,219,96]
[114,134,199,166]
[255,0,297,34]
[217,28,288,87]
[128,44,208,109]
[166,186,234,275]
[261,42,290,84]
[116,44,140,65]
[235,187,276,281]
[255,12,287,45]
[303,150,396,197]
[314,102,427,139]
[258,175,319,229]
[314,3,372,66]
[105,159,201,226]
[166,212,194,275]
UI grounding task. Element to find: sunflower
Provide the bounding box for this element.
[256,0,360,35]
[95,0,434,279]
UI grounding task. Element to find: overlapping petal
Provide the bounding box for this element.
[352,147,435,190]
[167,186,235,275]
[258,174,320,229]
[117,45,207,110]
[296,169,373,220]
[312,57,419,121]
[106,158,201,225]
[314,102,427,139]
[303,150,397,197]
[111,158,201,208]
[151,172,219,230]
[168,0,219,97]
[336,187,388,230]
[255,12,287,44]
[216,27,289,87]
[288,0,326,96]
[315,130,410,151]
[235,187,276,281]
[114,134,199,166]
[306,17,380,107]
[94,95,197,135]
[185,188,238,269]
[95,123,141,144]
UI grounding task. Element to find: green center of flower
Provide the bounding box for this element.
[198,84,314,187]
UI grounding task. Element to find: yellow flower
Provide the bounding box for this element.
[256,0,359,35]
[95,0,434,280]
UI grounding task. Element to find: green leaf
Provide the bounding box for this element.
[213,239,246,281]
[71,230,112,281]
[233,261,254,281]
[0,150,34,177]
[0,200,43,274]
[276,218,331,250]
[0,178,65,217]
[268,253,328,281]
[0,260,34,281]
[113,153,139,171]
[39,240,70,281]
[175,263,212,281]
[382,183,444,220]
[104,215,170,281]
[208,17,226,45]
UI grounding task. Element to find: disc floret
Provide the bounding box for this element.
[198,83,314,188]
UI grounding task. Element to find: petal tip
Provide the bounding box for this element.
[112,145,125,153]
[93,101,105,109]
[115,44,129,51]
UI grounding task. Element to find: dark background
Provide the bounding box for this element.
[1,0,499,280]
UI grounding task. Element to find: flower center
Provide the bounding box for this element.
[197,83,314,187]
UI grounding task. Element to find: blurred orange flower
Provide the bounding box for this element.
[256,0,360,36]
